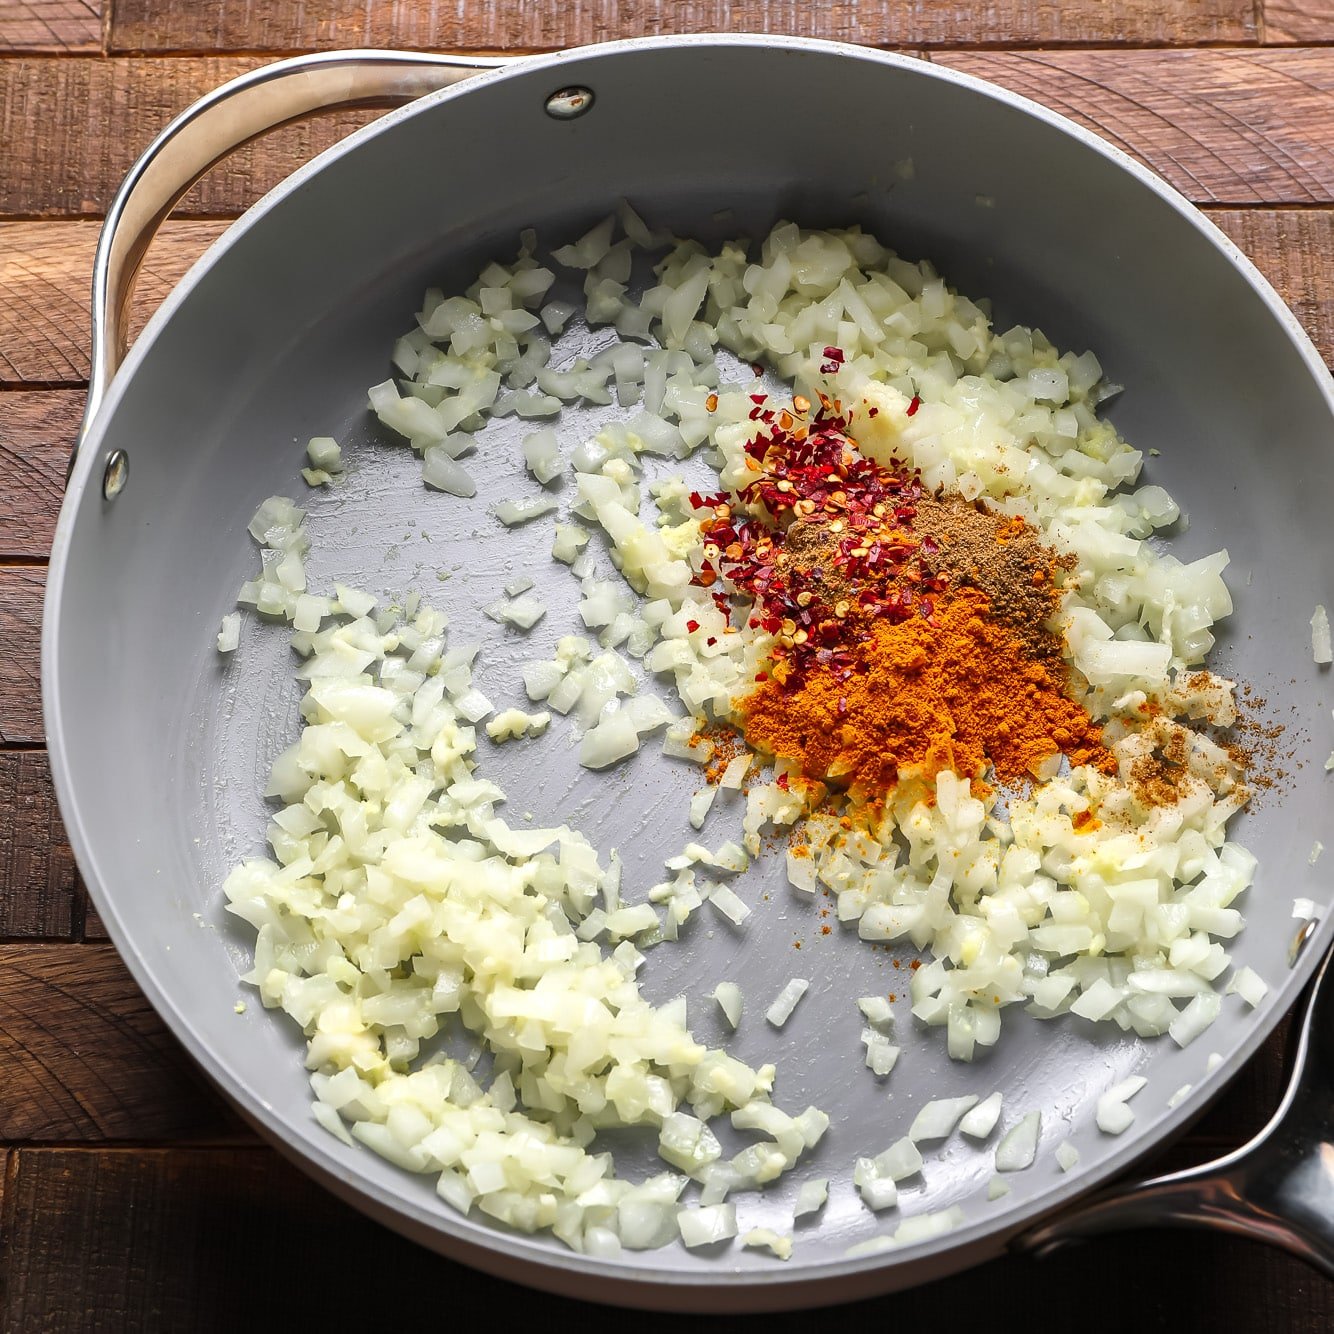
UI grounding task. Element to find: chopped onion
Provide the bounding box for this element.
[1169,992,1222,1048]
[908,1095,979,1142]
[216,612,241,653]
[494,497,559,526]
[959,1091,1003,1139]
[765,978,810,1028]
[707,885,750,927]
[1096,1075,1147,1134]
[1227,966,1268,1008]
[794,1178,828,1219]
[995,1111,1041,1171]
[986,1176,1010,1201]
[1055,1140,1080,1172]
[740,1228,792,1260]
[677,1203,737,1248]
[712,981,742,1028]
[1312,604,1332,664]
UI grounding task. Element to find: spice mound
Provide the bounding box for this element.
[692,401,1110,794]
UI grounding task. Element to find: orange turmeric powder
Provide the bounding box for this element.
[739,587,1112,794]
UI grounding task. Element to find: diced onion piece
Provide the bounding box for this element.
[579,709,641,770]
[959,1091,1003,1140]
[1310,841,1324,866]
[711,981,742,1029]
[794,1178,828,1219]
[1055,1140,1080,1172]
[857,996,894,1028]
[708,885,750,926]
[1312,604,1332,664]
[893,1207,966,1245]
[306,436,343,473]
[986,1176,1010,1201]
[1096,1075,1148,1134]
[217,612,241,653]
[688,786,717,830]
[1169,992,1222,1048]
[908,1095,979,1142]
[718,754,752,790]
[740,1228,792,1260]
[485,708,550,742]
[423,450,476,497]
[1227,966,1268,1008]
[677,1203,737,1249]
[765,978,810,1028]
[878,1137,923,1181]
[494,497,559,526]
[995,1111,1041,1171]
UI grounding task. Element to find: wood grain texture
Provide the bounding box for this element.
[105,0,1258,53]
[5,51,1334,218]
[1212,208,1334,363]
[0,57,377,218]
[5,1145,1332,1332]
[0,0,102,52]
[1265,0,1334,43]
[0,221,225,385]
[0,568,43,746]
[0,945,243,1142]
[0,752,80,939]
[936,48,1334,204]
[0,393,79,559]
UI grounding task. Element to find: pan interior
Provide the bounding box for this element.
[46,40,1334,1293]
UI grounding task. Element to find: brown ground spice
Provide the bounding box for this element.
[739,587,1114,794]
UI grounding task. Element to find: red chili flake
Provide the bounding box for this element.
[776,773,790,790]
[751,362,765,377]
[686,619,700,633]
[906,395,921,416]
[867,406,879,417]
[822,346,845,364]
[706,636,717,647]
[920,535,939,558]
[749,393,766,405]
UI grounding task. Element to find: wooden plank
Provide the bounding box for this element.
[935,49,1334,205]
[5,51,1334,218]
[0,945,243,1143]
[105,0,1257,53]
[0,569,43,746]
[0,752,79,940]
[0,221,225,386]
[1211,208,1334,368]
[1264,0,1334,43]
[0,0,102,53]
[0,392,79,559]
[4,1146,1332,1330]
[0,58,378,219]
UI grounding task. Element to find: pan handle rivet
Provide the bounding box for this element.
[102,449,129,501]
[1289,916,1318,967]
[545,86,594,120]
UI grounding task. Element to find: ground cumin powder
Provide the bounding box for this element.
[739,587,1113,794]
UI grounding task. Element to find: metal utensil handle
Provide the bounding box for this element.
[1017,941,1334,1277]
[77,49,510,472]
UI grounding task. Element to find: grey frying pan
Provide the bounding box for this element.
[41,36,1334,1310]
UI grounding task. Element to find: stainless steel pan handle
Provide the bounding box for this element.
[1018,940,1334,1277]
[76,49,512,475]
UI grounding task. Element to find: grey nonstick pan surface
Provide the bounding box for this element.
[41,35,1334,1311]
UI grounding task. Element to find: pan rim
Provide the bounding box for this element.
[42,32,1334,1302]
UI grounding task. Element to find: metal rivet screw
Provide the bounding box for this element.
[1289,916,1318,967]
[102,449,129,501]
[544,86,594,120]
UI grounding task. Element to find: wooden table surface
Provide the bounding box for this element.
[2,1,1334,1328]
